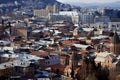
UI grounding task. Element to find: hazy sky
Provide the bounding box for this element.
[57,0,120,3]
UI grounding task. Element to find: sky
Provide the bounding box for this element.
[57,0,120,3]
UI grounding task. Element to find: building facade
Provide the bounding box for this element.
[34,4,59,17]
[110,32,120,55]
[80,12,94,24]
[59,11,80,25]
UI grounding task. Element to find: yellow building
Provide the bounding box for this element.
[34,4,59,17]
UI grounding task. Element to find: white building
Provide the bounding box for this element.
[108,22,120,31]
[44,54,60,66]
[48,13,72,22]
[80,12,94,24]
[94,16,110,24]
[95,51,120,70]
[59,11,80,25]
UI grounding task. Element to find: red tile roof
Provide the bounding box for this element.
[62,40,79,46]
[31,51,49,57]
[46,64,70,73]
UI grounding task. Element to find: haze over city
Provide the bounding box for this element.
[0,0,120,80]
[57,0,120,3]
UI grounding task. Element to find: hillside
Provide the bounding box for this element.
[0,0,59,4]
[0,0,20,3]
[0,0,60,9]
[68,1,120,9]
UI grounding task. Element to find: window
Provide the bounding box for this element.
[46,61,50,65]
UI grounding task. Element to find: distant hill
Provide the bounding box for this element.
[0,0,19,3]
[0,0,62,14]
[0,0,61,9]
[0,0,59,4]
[68,1,120,9]
[40,0,59,4]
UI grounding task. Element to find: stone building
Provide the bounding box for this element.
[110,32,120,55]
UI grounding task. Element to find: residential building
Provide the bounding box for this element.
[44,54,60,66]
[48,13,72,22]
[94,16,110,24]
[108,19,120,31]
[34,9,49,17]
[31,51,60,67]
[95,52,116,70]
[80,12,94,24]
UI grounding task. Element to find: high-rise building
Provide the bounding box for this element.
[80,12,94,24]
